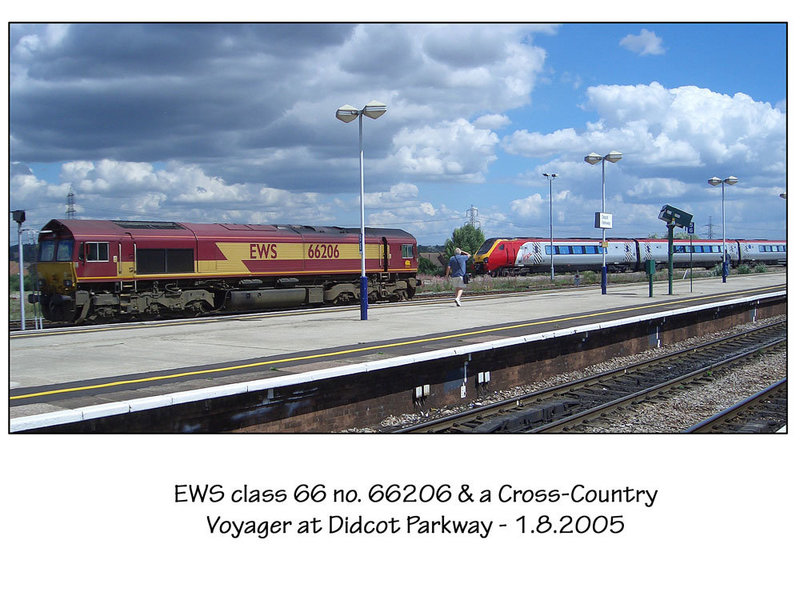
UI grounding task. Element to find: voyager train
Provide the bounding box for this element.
[32,219,418,323]
[473,237,786,277]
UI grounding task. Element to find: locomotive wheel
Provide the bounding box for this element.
[333,292,355,305]
[186,299,213,316]
[47,297,71,322]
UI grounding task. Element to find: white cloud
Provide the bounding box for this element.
[392,119,500,181]
[505,83,785,171]
[12,160,331,226]
[620,29,666,56]
[473,113,511,130]
[500,81,785,240]
[510,193,546,219]
[627,177,688,199]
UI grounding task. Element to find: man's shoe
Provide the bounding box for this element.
[455,298,462,306]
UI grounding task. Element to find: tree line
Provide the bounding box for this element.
[419,224,485,275]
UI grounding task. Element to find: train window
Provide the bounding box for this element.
[55,240,74,261]
[545,246,552,255]
[85,242,109,262]
[136,248,195,274]
[585,246,598,254]
[39,240,55,262]
[477,239,497,254]
[780,245,786,252]
[401,244,414,259]
[572,246,584,254]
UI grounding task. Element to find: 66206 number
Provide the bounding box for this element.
[307,244,340,259]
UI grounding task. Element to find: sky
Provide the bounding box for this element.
[8,20,788,247]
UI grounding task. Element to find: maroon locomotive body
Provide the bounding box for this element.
[34,219,418,323]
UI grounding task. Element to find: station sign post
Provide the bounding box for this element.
[594,212,612,294]
[687,222,695,292]
[12,210,26,330]
[645,259,656,297]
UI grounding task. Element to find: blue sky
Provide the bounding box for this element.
[9,21,787,246]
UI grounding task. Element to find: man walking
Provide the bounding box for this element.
[445,247,471,306]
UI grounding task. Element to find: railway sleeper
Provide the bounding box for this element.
[471,399,580,433]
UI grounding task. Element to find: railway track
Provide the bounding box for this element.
[397,321,787,434]
[6,287,559,335]
[683,379,787,433]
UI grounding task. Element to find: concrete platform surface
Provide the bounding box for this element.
[9,273,786,417]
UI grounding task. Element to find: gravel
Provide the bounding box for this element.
[344,314,787,433]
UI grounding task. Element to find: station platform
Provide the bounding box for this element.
[8,272,787,432]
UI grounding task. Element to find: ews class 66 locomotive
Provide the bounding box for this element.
[33,219,418,324]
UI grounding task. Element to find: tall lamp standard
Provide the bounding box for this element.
[584,151,622,294]
[336,101,387,320]
[542,173,558,281]
[707,176,737,283]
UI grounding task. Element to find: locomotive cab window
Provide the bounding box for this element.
[55,240,74,261]
[39,240,56,262]
[81,242,110,262]
[401,244,415,259]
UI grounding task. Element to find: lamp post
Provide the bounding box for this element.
[707,176,737,283]
[584,151,622,294]
[542,173,558,281]
[336,101,387,320]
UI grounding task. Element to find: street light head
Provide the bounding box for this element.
[552,173,558,178]
[723,176,738,186]
[336,104,360,123]
[584,152,602,165]
[604,151,623,163]
[362,100,387,119]
[708,177,722,186]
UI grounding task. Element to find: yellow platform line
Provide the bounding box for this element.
[10,285,784,401]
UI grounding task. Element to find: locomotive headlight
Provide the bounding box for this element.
[64,279,73,288]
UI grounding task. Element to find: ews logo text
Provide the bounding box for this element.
[249,243,278,259]
[175,484,225,503]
